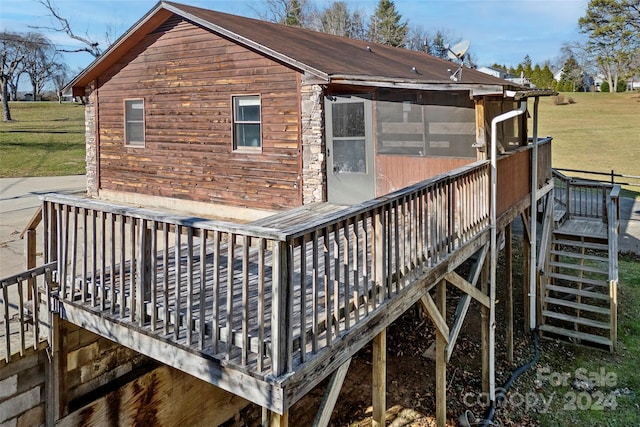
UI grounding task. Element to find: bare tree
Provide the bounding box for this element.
[256,0,315,28]
[51,62,70,103]
[32,0,102,57]
[318,1,367,39]
[21,33,60,100]
[1,31,28,121]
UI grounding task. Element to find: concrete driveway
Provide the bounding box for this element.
[0,175,86,278]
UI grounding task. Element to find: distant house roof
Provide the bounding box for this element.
[67,1,544,97]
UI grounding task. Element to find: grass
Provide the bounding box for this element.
[520,254,640,427]
[0,102,86,177]
[533,92,640,199]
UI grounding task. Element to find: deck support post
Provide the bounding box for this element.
[505,223,514,362]
[435,279,447,427]
[46,313,67,425]
[480,260,489,394]
[312,358,352,427]
[270,411,289,427]
[372,329,386,427]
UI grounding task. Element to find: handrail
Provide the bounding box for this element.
[607,185,620,352]
[45,159,492,377]
[1,262,56,363]
[552,169,614,223]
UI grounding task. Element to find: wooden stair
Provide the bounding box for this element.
[539,226,615,352]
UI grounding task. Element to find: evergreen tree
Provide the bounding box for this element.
[368,0,408,47]
[541,64,555,89]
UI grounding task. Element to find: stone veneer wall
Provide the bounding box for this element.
[0,349,47,427]
[300,84,325,204]
[84,84,98,197]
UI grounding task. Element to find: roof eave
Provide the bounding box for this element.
[329,75,505,96]
[64,1,172,96]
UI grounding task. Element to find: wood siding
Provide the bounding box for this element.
[496,148,531,216]
[375,156,473,196]
[95,16,302,211]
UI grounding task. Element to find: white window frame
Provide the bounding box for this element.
[124,98,145,147]
[232,95,262,152]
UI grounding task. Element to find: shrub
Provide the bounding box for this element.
[553,95,565,105]
[567,97,576,104]
[600,81,610,92]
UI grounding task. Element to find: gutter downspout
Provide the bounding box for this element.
[529,97,540,331]
[489,100,527,403]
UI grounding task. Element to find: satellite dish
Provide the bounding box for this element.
[446,40,470,82]
[447,40,470,60]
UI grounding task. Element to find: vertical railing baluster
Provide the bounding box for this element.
[311,231,319,354]
[226,234,235,360]
[91,209,97,307]
[17,278,25,355]
[129,217,136,322]
[119,215,126,317]
[110,213,116,314]
[162,225,169,335]
[241,236,250,365]
[352,216,360,323]
[257,237,265,371]
[342,222,350,330]
[332,223,340,335]
[82,208,88,303]
[323,231,332,347]
[199,229,207,350]
[100,211,106,311]
[212,230,220,354]
[69,207,78,302]
[299,236,307,362]
[174,225,181,340]
[186,227,194,344]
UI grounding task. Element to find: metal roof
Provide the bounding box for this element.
[66,1,532,95]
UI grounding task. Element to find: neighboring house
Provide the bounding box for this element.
[66,1,547,220]
[477,66,533,88]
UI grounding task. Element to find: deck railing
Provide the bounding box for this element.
[0,263,55,362]
[553,170,614,223]
[43,160,490,377]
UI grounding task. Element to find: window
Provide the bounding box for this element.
[233,95,261,150]
[124,99,145,146]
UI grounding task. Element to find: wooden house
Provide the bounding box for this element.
[67,1,542,217]
[11,2,624,427]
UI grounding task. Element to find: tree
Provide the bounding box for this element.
[51,63,69,103]
[579,0,640,92]
[559,55,584,91]
[33,0,102,57]
[319,2,367,39]
[21,33,60,100]
[1,31,28,121]
[258,0,314,28]
[405,25,429,52]
[368,0,408,47]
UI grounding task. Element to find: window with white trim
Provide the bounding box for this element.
[233,95,261,150]
[124,99,145,147]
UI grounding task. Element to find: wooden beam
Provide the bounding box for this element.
[312,358,351,427]
[270,411,289,427]
[435,280,447,427]
[420,294,449,342]
[372,329,386,427]
[444,271,490,308]
[505,223,514,363]
[60,302,285,413]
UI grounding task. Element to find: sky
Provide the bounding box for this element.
[1,0,590,88]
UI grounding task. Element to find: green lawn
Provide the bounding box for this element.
[534,92,640,198]
[0,102,86,177]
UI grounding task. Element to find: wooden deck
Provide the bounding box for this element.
[556,218,607,240]
[40,160,491,413]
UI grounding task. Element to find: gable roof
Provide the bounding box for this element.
[66,1,530,96]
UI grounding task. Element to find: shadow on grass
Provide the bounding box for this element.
[0,130,80,134]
